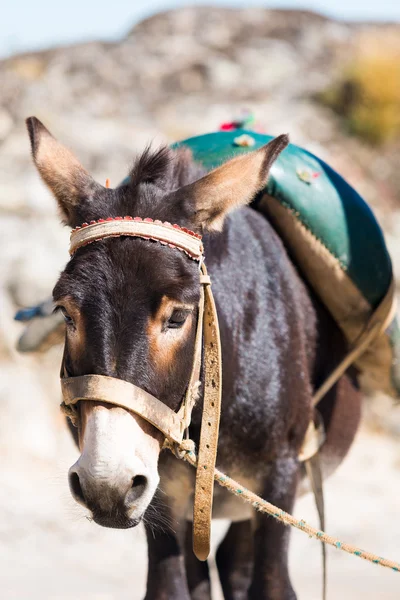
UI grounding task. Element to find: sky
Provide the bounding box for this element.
[1,0,400,58]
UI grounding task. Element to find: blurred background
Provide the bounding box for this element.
[1,1,400,598]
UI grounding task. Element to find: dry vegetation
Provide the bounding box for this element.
[320,32,400,145]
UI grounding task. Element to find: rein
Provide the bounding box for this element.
[60,216,222,561]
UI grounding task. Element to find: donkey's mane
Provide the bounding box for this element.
[62,146,206,229]
[129,145,205,192]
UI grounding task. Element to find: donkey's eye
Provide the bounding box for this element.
[167,309,190,329]
[60,307,74,326]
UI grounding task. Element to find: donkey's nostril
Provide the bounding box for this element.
[132,474,147,489]
[127,474,148,504]
[69,471,86,506]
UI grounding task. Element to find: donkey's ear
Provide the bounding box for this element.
[178,134,289,231]
[26,117,104,224]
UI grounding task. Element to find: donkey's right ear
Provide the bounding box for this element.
[26,117,104,225]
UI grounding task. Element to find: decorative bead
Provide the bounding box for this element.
[296,168,321,184]
[233,134,255,147]
[220,121,239,131]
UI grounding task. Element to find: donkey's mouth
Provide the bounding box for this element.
[91,511,142,529]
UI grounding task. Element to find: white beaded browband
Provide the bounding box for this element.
[69,216,204,260]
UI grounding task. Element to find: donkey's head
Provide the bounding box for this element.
[27,117,288,528]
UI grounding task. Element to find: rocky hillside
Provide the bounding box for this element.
[1,8,400,599]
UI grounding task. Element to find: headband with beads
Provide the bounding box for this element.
[69,216,204,261]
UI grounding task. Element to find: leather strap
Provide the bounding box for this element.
[298,281,397,599]
[177,281,205,434]
[298,280,397,598]
[305,453,326,600]
[298,412,325,463]
[61,374,186,443]
[299,278,397,462]
[69,218,203,260]
[192,263,222,561]
[60,267,208,445]
[312,278,396,409]
[59,263,222,561]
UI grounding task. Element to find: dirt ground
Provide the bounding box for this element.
[0,422,398,600]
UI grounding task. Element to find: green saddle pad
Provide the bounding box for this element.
[173,130,400,398]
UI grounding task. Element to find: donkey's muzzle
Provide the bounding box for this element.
[68,463,150,527]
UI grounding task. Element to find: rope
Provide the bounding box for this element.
[60,401,78,427]
[168,440,400,574]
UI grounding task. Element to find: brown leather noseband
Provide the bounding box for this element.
[60,217,222,561]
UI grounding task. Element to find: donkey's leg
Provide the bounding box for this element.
[144,454,196,600]
[144,521,191,600]
[248,456,298,600]
[184,521,212,600]
[216,519,253,600]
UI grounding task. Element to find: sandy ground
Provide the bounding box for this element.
[0,425,399,600]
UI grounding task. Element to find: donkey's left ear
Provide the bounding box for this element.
[26,117,105,225]
[177,134,289,231]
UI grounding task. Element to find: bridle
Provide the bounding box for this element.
[58,213,397,576]
[60,216,222,561]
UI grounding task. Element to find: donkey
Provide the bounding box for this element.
[26,117,361,600]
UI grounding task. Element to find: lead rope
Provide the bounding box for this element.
[163,439,400,573]
[305,453,326,600]
[175,278,399,584]
[60,216,399,582]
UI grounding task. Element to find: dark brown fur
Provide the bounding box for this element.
[27,117,361,600]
